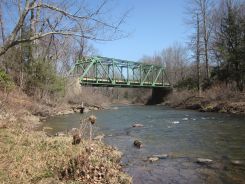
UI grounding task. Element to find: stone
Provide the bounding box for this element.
[231,160,243,166]
[132,123,144,128]
[152,154,168,159]
[57,112,63,115]
[148,157,159,162]
[92,107,99,110]
[73,109,80,113]
[196,158,213,164]
[172,121,180,124]
[133,140,143,148]
[88,115,96,124]
[83,108,90,113]
[71,128,78,131]
[55,132,66,136]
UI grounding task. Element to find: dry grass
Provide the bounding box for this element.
[167,84,244,105]
[0,121,131,184]
[0,80,131,183]
[166,89,197,106]
[201,83,242,101]
[0,88,57,119]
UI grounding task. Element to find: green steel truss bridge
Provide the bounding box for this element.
[72,56,171,88]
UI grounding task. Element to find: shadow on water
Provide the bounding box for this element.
[41,105,245,184]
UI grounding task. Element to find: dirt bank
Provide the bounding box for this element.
[165,87,245,115]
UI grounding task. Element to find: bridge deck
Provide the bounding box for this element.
[80,77,171,88]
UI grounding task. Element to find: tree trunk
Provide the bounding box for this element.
[0,3,5,44]
[18,0,24,89]
[196,13,201,96]
[201,0,209,79]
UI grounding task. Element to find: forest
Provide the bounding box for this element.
[0,0,244,109]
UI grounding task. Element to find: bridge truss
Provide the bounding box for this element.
[72,56,170,88]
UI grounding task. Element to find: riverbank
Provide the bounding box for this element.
[0,88,106,122]
[165,86,245,115]
[0,92,131,183]
[0,121,131,183]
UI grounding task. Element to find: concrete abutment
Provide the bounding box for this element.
[146,87,172,105]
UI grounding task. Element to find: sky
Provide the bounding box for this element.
[92,0,189,61]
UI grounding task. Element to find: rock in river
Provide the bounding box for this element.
[148,157,159,162]
[134,140,143,148]
[132,123,144,128]
[231,160,243,166]
[172,121,180,124]
[152,154,168,159]
[196,158,213,165]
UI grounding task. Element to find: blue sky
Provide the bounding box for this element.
[93,0,188,61]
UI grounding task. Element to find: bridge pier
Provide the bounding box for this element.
[146,88,172,105]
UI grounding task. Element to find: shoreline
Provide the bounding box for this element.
[164,94,245,115]
[166,102,245,115]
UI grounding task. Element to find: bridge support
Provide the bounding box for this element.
[147,88,172,105]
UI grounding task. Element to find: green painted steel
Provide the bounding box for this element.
[72,56,171,88]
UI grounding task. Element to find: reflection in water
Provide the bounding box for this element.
[41,105,245,184]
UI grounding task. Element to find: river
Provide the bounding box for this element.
[41,105,245,184]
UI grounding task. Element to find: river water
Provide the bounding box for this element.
[41,105,245,184]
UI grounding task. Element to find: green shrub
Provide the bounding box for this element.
[25,59,65,97]
[0,69,14,92]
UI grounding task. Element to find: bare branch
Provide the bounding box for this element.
[0,0,128,57]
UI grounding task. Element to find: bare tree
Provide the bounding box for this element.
[200,0,210,78]
[186,0,214,79]
[138,43,189,87]
[196,13,201,95]
[0,0,128,56]
[0,3,5,44]
[161,43,189,85]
